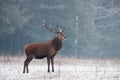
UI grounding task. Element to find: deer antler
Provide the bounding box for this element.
[42,20,57,33]
[42,20,65,33]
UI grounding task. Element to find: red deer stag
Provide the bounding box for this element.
[23,22,66,73]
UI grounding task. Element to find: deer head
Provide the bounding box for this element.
[42,20,66,40]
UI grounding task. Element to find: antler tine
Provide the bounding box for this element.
[42,20,57,33]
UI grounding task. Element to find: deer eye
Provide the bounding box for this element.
[61,34,64,36]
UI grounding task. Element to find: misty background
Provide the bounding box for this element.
[0,0,120,58]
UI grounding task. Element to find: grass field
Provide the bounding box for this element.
[0,56,120,80]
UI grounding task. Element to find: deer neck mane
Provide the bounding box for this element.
[52,37,62,51]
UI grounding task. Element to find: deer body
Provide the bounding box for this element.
[23,24,65,73]
[24,37,62,59]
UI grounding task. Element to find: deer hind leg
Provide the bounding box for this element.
[23,56,33,73]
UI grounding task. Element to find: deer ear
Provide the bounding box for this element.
[61,30,64,33]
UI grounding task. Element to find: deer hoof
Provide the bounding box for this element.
[48,70,50,73]
[52,70,54,72]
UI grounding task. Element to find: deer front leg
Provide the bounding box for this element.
[51,57,54,72]
[23,61,26,73]
[47,57,50,72]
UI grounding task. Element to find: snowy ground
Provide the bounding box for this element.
[0,56,120,80]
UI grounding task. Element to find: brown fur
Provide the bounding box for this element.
[23,32,65,73]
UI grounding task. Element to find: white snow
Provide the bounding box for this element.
[0,56,120,80]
